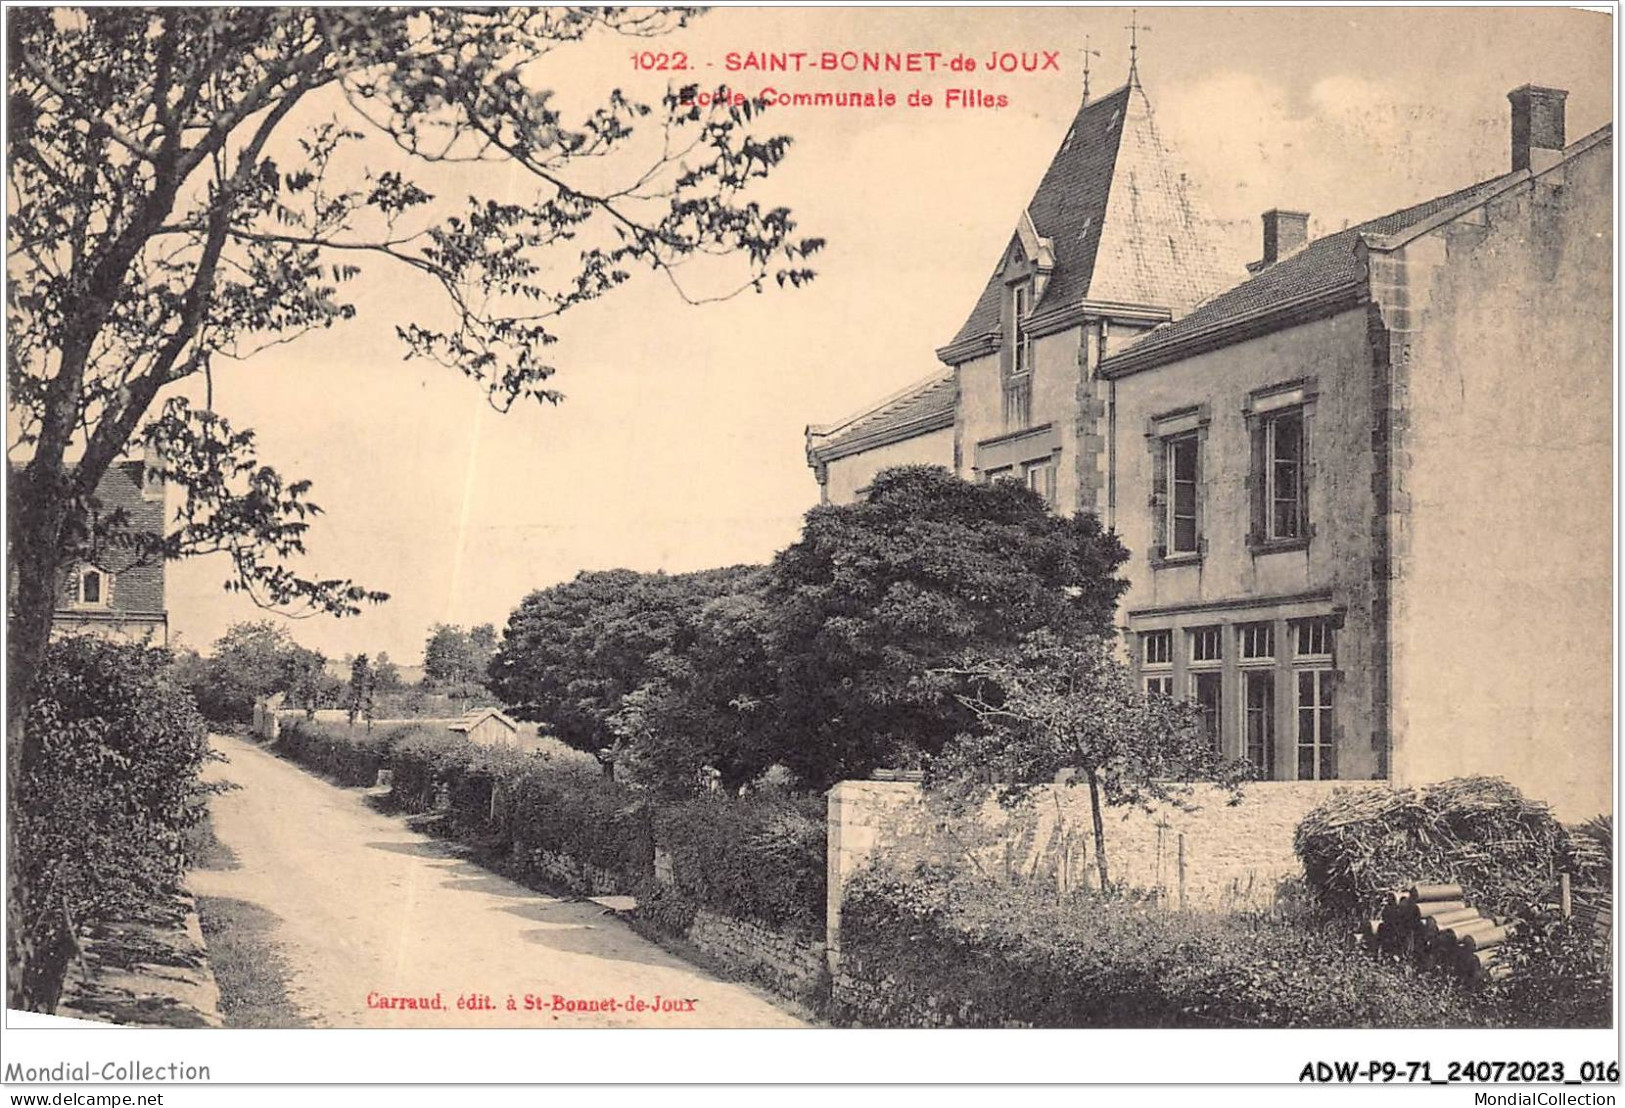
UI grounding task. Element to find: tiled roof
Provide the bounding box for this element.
[1100,169,1525,375]
[944,81,1235,354]
[946,85,1132,348]
[806,372,955,462]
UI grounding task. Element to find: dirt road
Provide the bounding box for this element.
[192,733,805,1028]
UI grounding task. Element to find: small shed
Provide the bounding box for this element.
[449,708,521,748]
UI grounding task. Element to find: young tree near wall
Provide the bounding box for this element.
[765,466,1132,788]
[934,632,1247,892]
[8,7,818,999]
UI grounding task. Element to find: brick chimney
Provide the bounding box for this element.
[1508,84,1567,173]
[1248,209,1310,273]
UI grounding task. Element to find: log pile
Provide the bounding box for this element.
[1363,883,1518,983]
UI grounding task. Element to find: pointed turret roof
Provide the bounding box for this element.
[940,80,1233,361]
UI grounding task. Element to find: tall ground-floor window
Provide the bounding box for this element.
[1296,669,1336,780]
[1192,671,1222,753]
[1243,670,1274,777]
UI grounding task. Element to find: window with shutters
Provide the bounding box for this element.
[1147,405,1209,565]
[1025,459,1057,509]
[1244,380,1316,552]
[1164,432,1200,555]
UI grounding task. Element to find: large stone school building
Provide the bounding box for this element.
[806,74,1612,820]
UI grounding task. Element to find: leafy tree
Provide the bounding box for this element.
[347,653,376,728]
[373,651,402,692]
[286,646,331,719]
[189,620,298,723]
[6,6,820,805]
[764,465,1131,788]
[422,622,497,700]
[608,573,779,794]
[932,632,1245,891]
[489,565,760,775]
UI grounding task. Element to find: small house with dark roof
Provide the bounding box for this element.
[48,445,169,645]
[1102,85,1611,819]
[806,71,1236,510]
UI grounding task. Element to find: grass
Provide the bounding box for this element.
[184,809,240,871]
[195,897,311,1028]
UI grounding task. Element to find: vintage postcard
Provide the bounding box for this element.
[3,2,1616,1096]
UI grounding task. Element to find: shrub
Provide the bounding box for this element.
[388,726,479,812]
[1294,776,1607,920]
[11,637,212,1011]
[1485,910,1612,1028]
[506,763,654,881]
[275,718,395,786]
[836,861,1495,1029]
[651,792,826,936]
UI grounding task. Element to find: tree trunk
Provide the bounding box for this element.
[1087,766,1110,892]
[6,493,72,1011]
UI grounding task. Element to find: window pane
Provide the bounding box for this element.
[1272,412,1302,462]
[1173,513,1197,553]
[1172,436,1197,481]
[1298,744,1315,781]
[82,572,100,604]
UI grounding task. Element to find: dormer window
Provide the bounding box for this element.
[75,566,113,609]
[1012,282,1032,376]
[1005,280,1034,431]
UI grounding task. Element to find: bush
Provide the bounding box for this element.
[1485,910,1612,1028]
[1294,776,1607,920]
[275,718,395,786]
[11,637,212,1011]
[380,726,472,810]
[836,862,1495,1028]
[506,763,654,881]
[651,792,826,936]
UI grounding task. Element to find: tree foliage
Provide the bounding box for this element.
[488,467,1140,793]
[932,632,1246,890]
[10,637,214,1011]
[422,622,497,696]
[6,5,822,764]
[765,466,1130,787]
[347,652,376,726]
[488,565,762,777]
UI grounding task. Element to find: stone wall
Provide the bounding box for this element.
[55,889,224,1028]
[827,778,1382,964]
[683,907,827,1007]
[533,843,828,1009]
[517,846,633,898]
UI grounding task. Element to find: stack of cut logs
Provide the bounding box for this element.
[1362,884,1517,983]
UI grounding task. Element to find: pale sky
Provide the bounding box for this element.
[156,5,1612,662]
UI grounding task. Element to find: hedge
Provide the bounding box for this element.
[835,863,1496,1028]
[274,718,399,787]
[11,637,212,1012]
[265,713,826,939]
[651,792,827,937]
